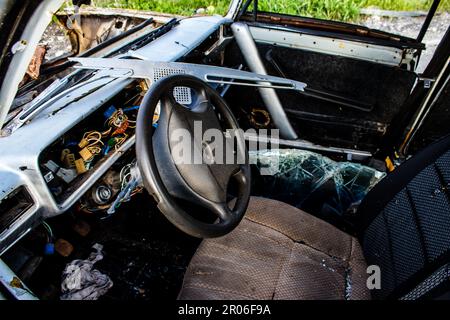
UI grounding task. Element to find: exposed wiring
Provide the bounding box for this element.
[42,221,54,242]
[101,127,112,137]
[120,163,133,189]
[82,131,104,147]
[87,145,103,155]
[105,161,142,216]
[107,109,128,128]
[114,134,128,150]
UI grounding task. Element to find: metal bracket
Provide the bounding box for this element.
[419,77,436,89]
[204,25,234,57]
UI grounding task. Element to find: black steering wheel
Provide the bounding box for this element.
[136,75,251,238]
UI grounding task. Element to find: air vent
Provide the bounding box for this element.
[0,187,33,234]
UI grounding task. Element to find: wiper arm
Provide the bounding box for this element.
[1,74,118,137]
[1,78,68,136]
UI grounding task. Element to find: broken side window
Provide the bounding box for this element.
[250,149,386,227]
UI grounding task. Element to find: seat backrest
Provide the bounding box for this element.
[358,135,450,300]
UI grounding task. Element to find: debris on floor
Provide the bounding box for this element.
[7,195,203,300]
[60,243,113,300]
[54,239,74,257]
[72,220,91,237]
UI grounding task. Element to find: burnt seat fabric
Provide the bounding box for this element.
[178,197,370,300]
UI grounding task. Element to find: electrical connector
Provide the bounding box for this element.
[112,121,129,136]
[64,153,76,168]
[44,242,55,255]
[78,138,89,149]
[57,168,77,184]
[61,149,70,162]
[75,158,87,174]
[103,105,117,119]
[79,147,94,161]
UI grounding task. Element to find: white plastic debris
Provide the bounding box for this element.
[11,40,28,54]
[60,243,113,300]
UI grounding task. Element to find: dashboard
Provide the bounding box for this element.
[0,15,231,255]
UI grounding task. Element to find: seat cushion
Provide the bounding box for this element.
[178,197,370,300]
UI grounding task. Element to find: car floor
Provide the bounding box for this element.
[2,193,200,300]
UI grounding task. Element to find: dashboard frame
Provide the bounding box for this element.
[0,15,231,255]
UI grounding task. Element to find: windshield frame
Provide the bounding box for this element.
[232,0,440,45]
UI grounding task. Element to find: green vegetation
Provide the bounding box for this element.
[362,0,448,11]
[91,0,450,21]
[92,0,230,16]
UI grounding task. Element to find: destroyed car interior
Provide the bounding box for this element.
[0,0,449,301]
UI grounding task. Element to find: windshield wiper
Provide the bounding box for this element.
[0,73,118,137]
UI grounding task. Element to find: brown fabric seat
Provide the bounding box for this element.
[178,197,370,300]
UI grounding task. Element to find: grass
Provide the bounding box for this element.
[91,0,230,16]
[91,0,450,21]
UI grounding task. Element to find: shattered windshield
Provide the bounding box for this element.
[250,149,386,225]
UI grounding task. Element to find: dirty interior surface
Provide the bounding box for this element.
[2,194,200,300]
